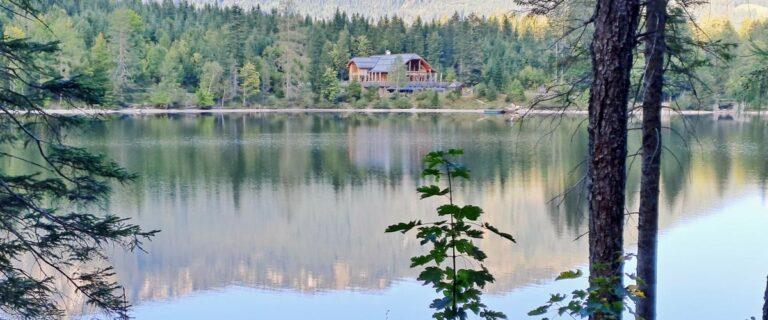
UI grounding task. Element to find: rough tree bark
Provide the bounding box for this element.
[586,0,640,318]
[763,275,767,320]
[637,0,668,319]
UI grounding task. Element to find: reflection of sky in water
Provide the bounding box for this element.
[128,195,767,319]
[48,114,767,319]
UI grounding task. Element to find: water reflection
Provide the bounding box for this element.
[5,113,766,318]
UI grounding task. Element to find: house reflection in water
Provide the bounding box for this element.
[26,114,767,317]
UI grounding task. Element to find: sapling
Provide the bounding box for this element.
[387,149,516,320]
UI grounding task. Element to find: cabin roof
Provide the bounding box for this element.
[350,57,379,69]
[348,53,431,73]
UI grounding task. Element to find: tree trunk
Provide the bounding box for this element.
[586,0,640,318]
[637,0,668,319]
[763,275,767,320]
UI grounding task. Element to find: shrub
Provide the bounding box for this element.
[447,90,461,102]
[505,79,526,103]
[195,89,215,109]
[475,83,488,98]
[347,80,363,101]
[393,96,413,109]
[485,85,498,102]
[374,98,390,109]
[430,91,441,108]
[364,87,379,102]
[387,150,515,320]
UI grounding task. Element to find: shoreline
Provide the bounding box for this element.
[24,107,766,116]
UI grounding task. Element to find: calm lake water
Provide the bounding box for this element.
[37,113,768,319]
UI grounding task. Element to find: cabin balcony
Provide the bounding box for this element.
[355,80,451,92]
[351,72,443,84]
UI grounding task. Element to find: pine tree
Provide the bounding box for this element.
[198,61,224,107]
[108,7,145,104]
[307,27,327,94]
[506,79,526,103]
[353,35,373,57]
[331,28,352,79]
[86,33,114,106]
[320,67,340,101]
[240,61,262,106]
[0,1,157,318]
[390,55,408,91]
[427,31,443,70]
[347,80,362,101]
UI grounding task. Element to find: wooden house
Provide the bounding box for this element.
[347,52,448,91]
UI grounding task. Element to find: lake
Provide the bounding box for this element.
[49,113,768,319]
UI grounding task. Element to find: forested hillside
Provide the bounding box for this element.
[163,0,522,21]
[2,0,767,109]
[169,0,768,25]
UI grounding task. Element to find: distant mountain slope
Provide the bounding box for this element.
[173,0,768,24]
[169,0,522,20]
[697,0,768,27]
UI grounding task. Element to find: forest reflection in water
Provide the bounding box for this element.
[13,112,764,318]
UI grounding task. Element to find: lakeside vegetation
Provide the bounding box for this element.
[3,0,767,110]
[0,0,766,318]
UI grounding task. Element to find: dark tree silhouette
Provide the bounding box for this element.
[586,0,640,319]
[637,0,669,318]
[763,275,767,320]
[0,1,157,318]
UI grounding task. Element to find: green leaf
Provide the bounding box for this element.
[451,166,471,180]
[480,309,507,320]
[385,220,421,234]
[419,267,444,286]
[410,255,433,267]
[465,229,484,238]
[417,185,449,199]
[454,239,487,261]
[483,223,516,243]
[422,168,441,177]
[437,204,461,216]
[460,205,483,220]
[555,269,583,281]
[430,297,452,310]
[528,305,550,316]
[548,293,566,303]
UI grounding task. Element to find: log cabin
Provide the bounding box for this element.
[347,51,448,92]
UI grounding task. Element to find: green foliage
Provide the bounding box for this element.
[363,86,379,102]
[196,89,216,108]
[0,1,157,318]
[199,61,224,104]
[240,61,262,105]
[86,33,114,106]
[386,149,515,320]
[430,90,441,107]
[320,67,341,102]
[149,79,183,107]
[447,90,461,102]
[475,83,488,98]
[415,90,441,108]
[347,80,363,101]
[374,97,390,109]
[5,0,751,110]
[517,65,546,90]
[529,256,644,320]
[353,35,373,57]
[389,55,409,90]
[505,79,526,103]
[727,21,768,109]
[485,85,499,102]
[108,7,145,102]
[392,95,413,109]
